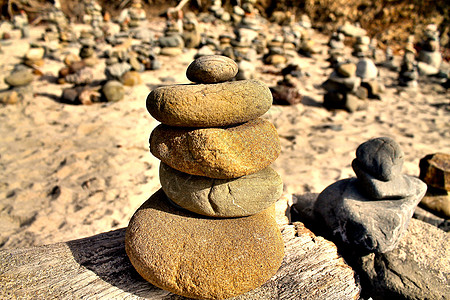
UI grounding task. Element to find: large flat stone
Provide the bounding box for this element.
[125,189,284,300]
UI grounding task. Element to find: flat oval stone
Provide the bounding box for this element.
[4,69,34,87]
[146,79,272,127]
[150,118,281,179]
[160,163,283,217]
[355,137,404,181]
[125,189,284,299]
[186,55,238,83]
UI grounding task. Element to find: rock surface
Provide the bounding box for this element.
[355,137,404,181]
[146,79,273,127]
[356,219,450,300]
[159,163,283,217]
[352,159,417,199]
[314,178,427,253]
[150,118,281,179]
[186,55,238,83]
[125,189,284,300]
[419,153,450,191]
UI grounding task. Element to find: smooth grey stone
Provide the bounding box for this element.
[4,69,33,87]
[159,163,283,217]
[158,34,184,48]
[314,178,427,253]
[102,80,124,102]
[352,159,417,199]
[355,137,404,181]
[418,50,442,69]
[105,62,131,80]
[356,58,378,79]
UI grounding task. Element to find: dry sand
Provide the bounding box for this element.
[0,19,449,250]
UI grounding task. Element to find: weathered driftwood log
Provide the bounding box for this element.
[0,201,360,299]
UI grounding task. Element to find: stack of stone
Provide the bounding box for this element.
[417,24,442,75]
[126,55,285,299]
[263,36,288,65]
[182,12,201,49]
[158,21,184,56]
[419,153,450,219]
[327,32,346,68]
[82,0,103,27]
[356,57,383,100]
[314,137,427,253]
[352,35,371,58]
[322,62,366,112]
[128,0,147,28]
[398,38,418,87]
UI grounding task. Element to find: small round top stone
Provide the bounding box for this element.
[186,55,238,83]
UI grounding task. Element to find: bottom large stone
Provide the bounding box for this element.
[125,189,284,300]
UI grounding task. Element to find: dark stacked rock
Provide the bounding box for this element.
[126,55,284,299]
[314,137,427,253]
[322,62,365,112]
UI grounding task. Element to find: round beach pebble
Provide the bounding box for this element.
[150,118,281,179]
[186,55,238,83]
[160,163,283,217]
[4,69,34,87]
[125,189,284,300]
[146,79,272,127]
[355,137,404,181]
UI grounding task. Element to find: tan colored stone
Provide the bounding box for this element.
[125,189,284,300]
[121,71,141,86]
[420,187,450,218]
[159,47,183,56]
[186,55,238,83]
[419,153,450,191]
[146,79,272,127]
[337,63,357,77]
[160,163,283,217]
[150,118,281,179]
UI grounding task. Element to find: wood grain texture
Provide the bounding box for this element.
[0,223,360,299]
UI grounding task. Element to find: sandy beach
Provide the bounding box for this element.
[0,18,449,250]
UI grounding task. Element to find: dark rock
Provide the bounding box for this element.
[419,153,450,191]
[356,219,450,300]
[355,137,404,181]
[414,205,450,232]
[352,159,418,199]
[314,178,426,253]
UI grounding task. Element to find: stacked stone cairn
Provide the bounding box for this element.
[327,32,346,68]
[398,36,418,87]
[322,62,365,112]
[125,55,285,299]
[417,24,442,76]
[314,137,427,253]
[352,35,371,58]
